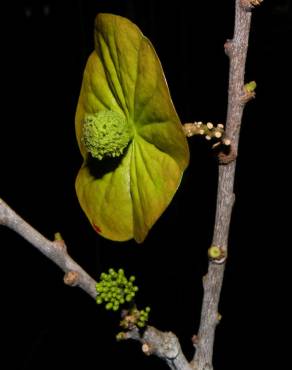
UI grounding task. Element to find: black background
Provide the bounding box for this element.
[1,1,290,369]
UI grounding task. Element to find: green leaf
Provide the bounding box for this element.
[75,13,189,243]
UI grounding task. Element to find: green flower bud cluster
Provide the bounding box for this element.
[119,306,151,330]
[116,332,126,341]
[96,268,138,311]
[82,110,133,160]
[96,268,151,335]
[136,306,151,328]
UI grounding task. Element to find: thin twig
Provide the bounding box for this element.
[0,198,97,299]
[192,1,256,369]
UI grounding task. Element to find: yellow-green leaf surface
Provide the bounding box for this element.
[75,13,189,243]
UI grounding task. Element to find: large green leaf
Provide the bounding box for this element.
[75,13,189,243]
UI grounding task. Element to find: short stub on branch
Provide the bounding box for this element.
[224,39,234,57]
[240,0,263,10]
[208,245,227,264]
[53,232,67,251]
[64,271,79,286]
[217,142,237,165]
[192,334,200,347]
[142,343,152,356]
[241,80,257,104]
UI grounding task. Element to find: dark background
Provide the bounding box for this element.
[1,0,290,369]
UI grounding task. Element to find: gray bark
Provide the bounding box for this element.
[192,1,253,369]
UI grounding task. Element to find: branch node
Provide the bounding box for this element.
[192,334,200,346]
[142,342,152,356]
[216,312,222,324]
[208,245,227,264]
[53,234,67,251]
[218,142,237,164]
[241,81,257,104]
[64,271,79,286]
[240,0,263,10]
[54,231,64,241]
[116,332,127,341]
[224,39,234,57]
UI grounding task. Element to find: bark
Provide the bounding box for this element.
[0,198,97,299]
[192,1,254,369]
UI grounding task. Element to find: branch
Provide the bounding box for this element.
[0,198,97,299]
[0,198,191,370]
[192,1,259,369]
[123,326,192,370]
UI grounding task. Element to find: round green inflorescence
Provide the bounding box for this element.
[96,268,151,333]
[82,110,133,160]
[96,268,138,311]
[96,268,150,334]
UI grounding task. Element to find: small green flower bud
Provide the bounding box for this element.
[106,302,113,310]
[116,332,126,341]
[244,80,257,93]
[208,245,222,259]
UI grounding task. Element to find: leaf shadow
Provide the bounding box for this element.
[86,143,130,179]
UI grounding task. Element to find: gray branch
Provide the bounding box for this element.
[124,326,192,370]
[192,1,254,369]
[0,198,97,299]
